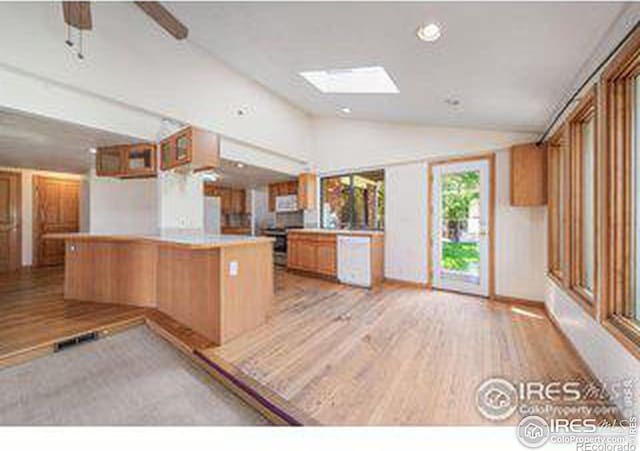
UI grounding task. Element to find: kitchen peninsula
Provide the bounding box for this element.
[46,232,274,345]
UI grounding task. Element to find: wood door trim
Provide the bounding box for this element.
[0,171,22,271]
[426,153,496,298]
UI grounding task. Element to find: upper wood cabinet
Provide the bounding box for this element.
[96,143,156,178]
[297,173,317,210]
[231,189,246,214]
[96,146,124,177]
[159,126,220,172]
[122,143,157,178]
[510,143,547,206]
[203,183,245,215]
[268,180,300,211]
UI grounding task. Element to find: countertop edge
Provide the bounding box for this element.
[43,233,275,249]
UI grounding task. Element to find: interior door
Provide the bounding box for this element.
[0,171,21,272]
[431,159,490,296]
[33,176,80,267]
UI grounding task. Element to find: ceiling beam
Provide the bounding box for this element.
[62,1,92,30]
[135,2,188,40]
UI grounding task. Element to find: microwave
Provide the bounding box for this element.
[275,194,298,212]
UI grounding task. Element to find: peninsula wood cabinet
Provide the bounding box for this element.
[510,143,547,206]
[159,126,220,172]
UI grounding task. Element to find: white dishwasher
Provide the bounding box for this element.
[337,236,371,287]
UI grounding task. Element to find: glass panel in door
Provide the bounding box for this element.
[431,159,490,296]
[440,170,481,285]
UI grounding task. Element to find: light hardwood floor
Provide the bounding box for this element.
[0,266,614,425]
[204,269,611,425]
[0,267,146,366]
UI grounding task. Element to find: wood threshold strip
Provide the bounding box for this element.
[193,349,309,426]
[144,312,311,426]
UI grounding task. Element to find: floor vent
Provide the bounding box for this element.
[54,332,99,352]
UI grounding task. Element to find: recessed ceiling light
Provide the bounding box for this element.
[416,23,441,42]
[340,107,352,114]
[299,66,399,93]
[88,147,97,154]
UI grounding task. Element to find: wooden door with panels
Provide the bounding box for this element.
[0,171,21,272]
[33,176,80,267]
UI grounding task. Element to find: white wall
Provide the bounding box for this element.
[0,2,312,163]
[494,151,547,301]
[312,117,537,172]
[89,170,205,235]
[0,167,87,266]
[384,163,429,284]
[546,279,640,419]
[157,172,204,231]
[315,118,543,299]
[381,151,546,301]
[221,138,308,176]
[89,172,157,235]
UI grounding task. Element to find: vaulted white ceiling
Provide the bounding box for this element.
[170,1,627,133]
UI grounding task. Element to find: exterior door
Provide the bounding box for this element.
[430,158,491,296]
[0,171,21,272]
[33,176,80,267]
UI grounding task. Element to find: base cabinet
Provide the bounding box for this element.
[287,233,336,277]
[288,231,384,287]
[316,239,337,276]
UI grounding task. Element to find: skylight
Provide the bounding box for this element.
[299,66,399,94]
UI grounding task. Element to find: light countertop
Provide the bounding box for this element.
[44,231,274,249]
[288,228,384,237]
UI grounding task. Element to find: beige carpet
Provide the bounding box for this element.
[0,326,268,425]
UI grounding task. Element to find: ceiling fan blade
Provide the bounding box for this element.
[135,2,188,40]
[62,1,92,30]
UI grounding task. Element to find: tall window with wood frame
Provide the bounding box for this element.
[602,28,640,357]
[548,127,568,281]
[568,90,597,314]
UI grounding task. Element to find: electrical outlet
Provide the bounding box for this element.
[229,260,238,276]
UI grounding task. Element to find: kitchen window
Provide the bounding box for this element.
[320,170,384,230]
